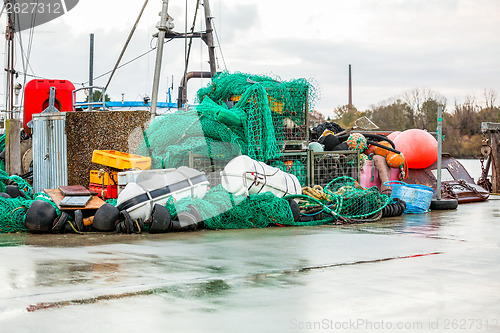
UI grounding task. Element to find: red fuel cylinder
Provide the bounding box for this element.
[23,79,75,135]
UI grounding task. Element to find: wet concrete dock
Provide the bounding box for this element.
[1,197,499,332]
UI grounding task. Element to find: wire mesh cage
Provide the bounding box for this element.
[309,150,361,188]
[188,152,232,188]
[270,89,309,142]
[267,152,310,187]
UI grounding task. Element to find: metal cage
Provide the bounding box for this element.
[188,152,232,188]
[266,151,310,187]
[309,150,361,188]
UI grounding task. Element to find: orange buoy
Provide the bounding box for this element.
[374,141,392,157]
[346,133,367,151]
[393,129,437,169]
[364,144,376,156]
[386,152,405,168]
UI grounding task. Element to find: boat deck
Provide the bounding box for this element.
[1,197,499,332]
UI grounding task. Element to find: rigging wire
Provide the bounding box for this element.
[82,38,173,86]
[211,18,227,71]
[19,0,39,106]
[103,0,149,95]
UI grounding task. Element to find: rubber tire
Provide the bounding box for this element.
[430,199,458,210]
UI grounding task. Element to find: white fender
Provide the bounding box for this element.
[221,155,301,197]
[116,167,209,221]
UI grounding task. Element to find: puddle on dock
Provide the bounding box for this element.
[1,199,499,332]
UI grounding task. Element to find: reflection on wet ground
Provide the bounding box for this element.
[0,197,499,332]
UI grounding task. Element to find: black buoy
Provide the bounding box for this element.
[52,212,69,233]
[93,203,120,232]
[0,192,12,199]
[6,185,25,199]
[117,210,135,234]
[287,199,301,222]
[25,200,58,233]
[74,210,84,232]
[332,142,349,151]
[172,205,202,231]
[149,204,172,233]
[319,134,340,151]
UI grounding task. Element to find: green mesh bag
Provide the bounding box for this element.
[324,176,392,218]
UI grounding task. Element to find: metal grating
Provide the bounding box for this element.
[267,151,310,187]
[271,89,309,142]
[188,152,232,188]
[309,150,360,188]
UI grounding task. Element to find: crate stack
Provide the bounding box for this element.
[90,150,152,200]
[267,87,310,187]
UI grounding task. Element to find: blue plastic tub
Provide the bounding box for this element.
[384,181,434,214]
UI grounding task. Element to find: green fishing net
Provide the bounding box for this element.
[324,176,392,218]
[168,185,336,230]
[136,71,314,170]
[0,169,61,233]
[0,196,31,233]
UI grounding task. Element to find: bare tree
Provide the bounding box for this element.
[402,88,446,129]
[483,89,497,110]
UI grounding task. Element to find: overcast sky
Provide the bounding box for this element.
[2,0,500,116]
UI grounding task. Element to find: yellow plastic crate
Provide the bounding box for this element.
[90,170,118,185]
[92,150,151,170]
[230,95,283,114]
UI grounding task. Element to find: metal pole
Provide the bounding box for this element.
[203,0,217,77]
[151,0,170,118]
[89,33,94,111]
[436,106,443,200]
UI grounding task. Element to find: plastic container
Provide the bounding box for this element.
[360,159,401,189]
[221,155,301,197]
[89,183,118,200]
[384,181,434,214]
[92,150,151,170]
[230,95,284,114]
[116,166,209,222]
[117,168,175,194]
[90,170,118,186]
[23,79,75,136]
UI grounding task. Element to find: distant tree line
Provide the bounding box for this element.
[325,88,500,158]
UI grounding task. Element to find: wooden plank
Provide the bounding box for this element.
[44,189,105,211]
[5,119,22,175]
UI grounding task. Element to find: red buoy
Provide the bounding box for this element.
[387,131,401,141]
[393,129,437,169]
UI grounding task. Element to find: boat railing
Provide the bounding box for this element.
[73,86,106,110]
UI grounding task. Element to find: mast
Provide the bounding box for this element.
[5,6,15,119]
[88,33,94,111]
[203,0,216,77]
[150,0,170,118]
